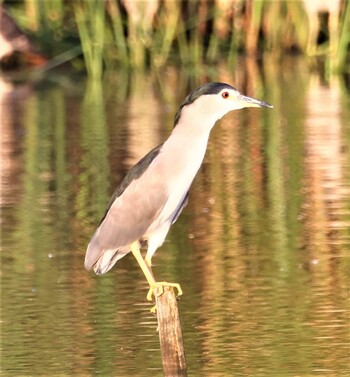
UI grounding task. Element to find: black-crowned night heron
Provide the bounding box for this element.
[84,82,272,300]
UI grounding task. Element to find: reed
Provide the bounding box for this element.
[74,0,105,79]
[105,0,128,66]
[337,1,350,71]
[6,0,350,73]
[151,1,180,67]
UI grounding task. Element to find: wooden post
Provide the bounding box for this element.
[155,286,187,377]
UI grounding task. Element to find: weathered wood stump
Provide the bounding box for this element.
[155,286,187,377]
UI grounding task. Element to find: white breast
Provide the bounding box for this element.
[145,124,211,237]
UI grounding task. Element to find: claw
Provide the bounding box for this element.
[146,282,183,301]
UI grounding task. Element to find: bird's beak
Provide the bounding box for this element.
[238,94,273,109]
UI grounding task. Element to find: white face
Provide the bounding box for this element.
[178,87,272,133]
[188,88,272,123]
[215,88,272,111]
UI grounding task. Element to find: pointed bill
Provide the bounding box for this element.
[239,94,273,109]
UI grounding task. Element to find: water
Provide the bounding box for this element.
[1,57,350,376]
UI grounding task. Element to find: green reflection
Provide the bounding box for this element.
[2,84,77,374]
[76,79,110,223]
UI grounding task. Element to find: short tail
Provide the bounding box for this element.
[85,238,129,275]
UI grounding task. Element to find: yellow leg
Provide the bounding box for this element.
[145,255,152,267]
[130,241,156,288]
[130,242,183,302]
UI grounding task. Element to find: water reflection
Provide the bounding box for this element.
[1,59,350,376]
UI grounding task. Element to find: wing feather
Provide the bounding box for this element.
[84,146,168,271]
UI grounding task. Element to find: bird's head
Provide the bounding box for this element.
[174,82,273,129]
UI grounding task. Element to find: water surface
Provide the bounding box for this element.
[1,58,350,376]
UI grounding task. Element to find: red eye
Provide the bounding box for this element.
[222,91,229,99]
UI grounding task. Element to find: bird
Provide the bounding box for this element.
[84,82,272,301]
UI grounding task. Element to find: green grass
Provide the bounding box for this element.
[4,0,350,74]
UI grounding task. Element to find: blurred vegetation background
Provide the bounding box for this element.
[1,0,349,77]
[2,2,350,376]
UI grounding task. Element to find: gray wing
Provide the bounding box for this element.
[85,144,167,271]
[99,144,163,225]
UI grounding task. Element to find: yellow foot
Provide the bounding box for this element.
[146,282,183,301]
